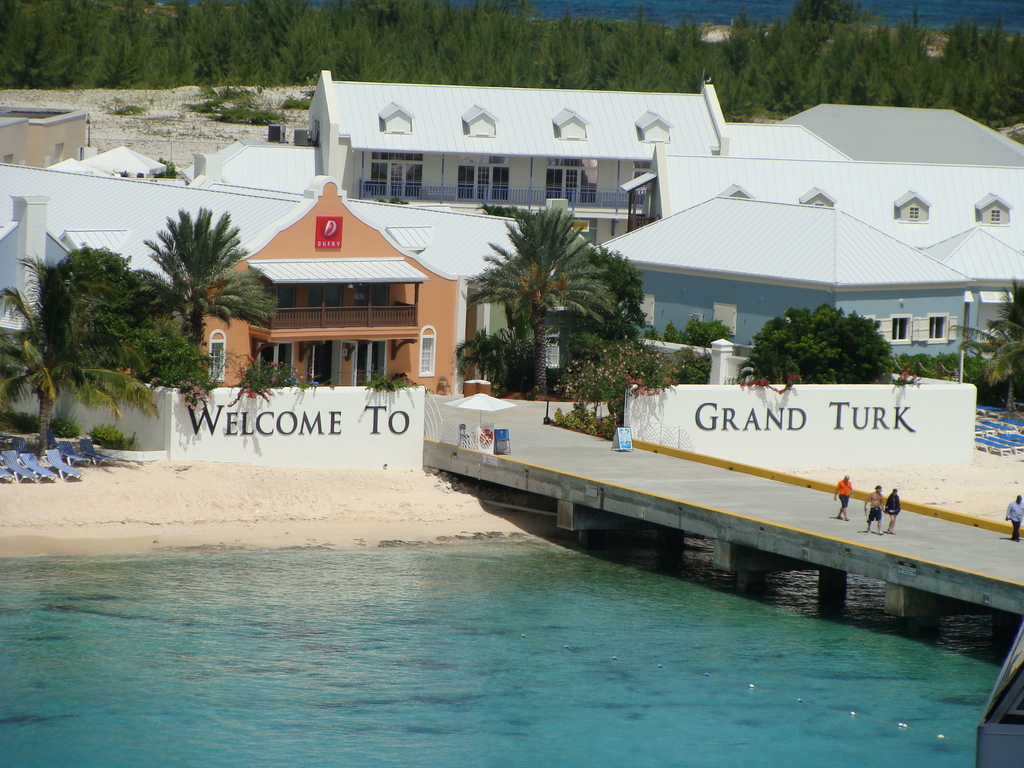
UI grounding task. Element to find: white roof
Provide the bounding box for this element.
[0,165,515,282]
[347,199,514,278]
[606,196,969,288]
[61,229,129,252]
[81,146,166,175]
[0,164,302,272]
[187,141,318,194]
[386,226,433,252]
[252,258,428,284]
[332,80,719,159]
[781,104,1024,167]
[659,155,1024,251]
[725,123,850,161]
[922,228,1024,283]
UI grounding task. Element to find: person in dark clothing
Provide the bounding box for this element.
[1006,495,1023,542]
[884,489,901,535]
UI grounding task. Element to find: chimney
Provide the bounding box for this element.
[701,80,730,157]
[12,195,50,295]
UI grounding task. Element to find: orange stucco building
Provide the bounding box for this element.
[206,181,472,392]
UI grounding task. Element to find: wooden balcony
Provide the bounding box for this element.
[267,305,418,330]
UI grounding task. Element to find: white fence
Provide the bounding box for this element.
[625,383,977,467]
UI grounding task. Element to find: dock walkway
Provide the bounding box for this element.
[426,397,1024,619]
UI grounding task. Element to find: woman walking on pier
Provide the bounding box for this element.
[884,489,901,535]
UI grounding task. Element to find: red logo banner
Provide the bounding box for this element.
[316,216,343,248]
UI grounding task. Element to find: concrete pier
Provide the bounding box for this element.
[425,398,1024,622]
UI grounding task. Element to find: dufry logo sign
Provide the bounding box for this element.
[316,216,343,249]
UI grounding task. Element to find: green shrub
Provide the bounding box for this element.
[89,424,137,451]
[109,104,145,116]
[685,318,733,347]
[662,321,686,344]
[280,97,311,110]
[50,418,81,438]
[553,402,598,432]
[2,410,40,434]
[216,106,286,125]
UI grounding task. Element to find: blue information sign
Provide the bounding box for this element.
[615,427,633,452]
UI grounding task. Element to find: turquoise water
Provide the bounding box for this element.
[0,541,999,767]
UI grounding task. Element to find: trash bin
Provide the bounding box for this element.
[493,428,511,455]
[464,379,491,396]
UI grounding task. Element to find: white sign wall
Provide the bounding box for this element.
[35,386,424,470]
[625,383,976,467]
[168,387,424,470]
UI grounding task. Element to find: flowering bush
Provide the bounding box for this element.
[229,357,300,405]
[365,372,418,392]
[740,372,801,394]
[151,372,215,411]
[625,373,672,397]
[892,369,921,388]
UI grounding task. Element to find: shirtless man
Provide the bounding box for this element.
[833,475,852,521]
[864,485,884,535]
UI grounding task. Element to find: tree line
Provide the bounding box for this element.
[1,0,1023,127]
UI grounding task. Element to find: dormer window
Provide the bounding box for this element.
[462,105,497,138]
[378,102,413,134]
[975,193,1012,226]
[719,184,753,200]
[553,108,589,141]
[894,191,930,223]
[635,111,672,143]
[799,187,835,208]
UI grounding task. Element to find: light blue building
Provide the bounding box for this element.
[607,196,971,354]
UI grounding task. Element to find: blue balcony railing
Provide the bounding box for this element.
[358,180,642,211]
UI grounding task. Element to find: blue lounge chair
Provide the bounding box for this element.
[977,404,1005,416]
[10,436,29,454]
[46,429,58,448]
[20,453,58,481]
[976,437,1014,456]
[57,440,91,466]
[79,438,119,464]
[1,450,38,482]
[0,464,14,482]
[45,449,82,481]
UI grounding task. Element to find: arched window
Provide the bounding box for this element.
[419,326,436,377]
[208,331,227,382]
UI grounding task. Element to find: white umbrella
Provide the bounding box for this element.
[445,393,515,449]
[444,393,516,422]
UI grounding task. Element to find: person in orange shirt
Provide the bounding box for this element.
[833,475,852,520]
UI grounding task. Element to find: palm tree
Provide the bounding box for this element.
[472,207,613,394]
[961,281,1024,408]
[140,208,276,349]
[0,257,155,450]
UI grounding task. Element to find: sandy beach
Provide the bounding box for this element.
[1,444,1017,559]
[0,461,547,558]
